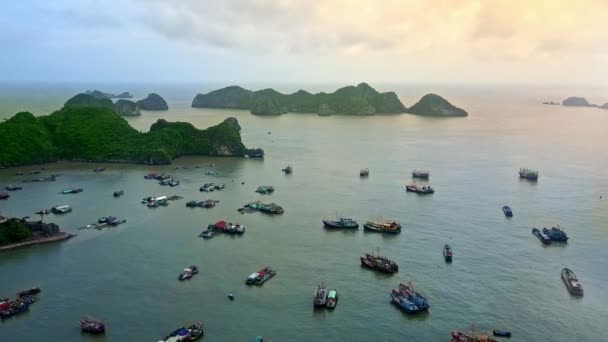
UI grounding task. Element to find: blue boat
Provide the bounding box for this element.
[398,282,430,311]
[390,289,426,314]
[502,206,513,217]
[543,226,569,242]
[532,228,552,245]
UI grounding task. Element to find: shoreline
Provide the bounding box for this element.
[0,232,76,252]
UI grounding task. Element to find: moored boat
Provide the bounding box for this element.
[199,230,216,239]
[59,188,83,194]
[113,190,124,197]
[282,165,293,174]
[542,226,569,242]
[326,290,338,309]
[322,216,359,229]
[246,267,276,285]
[493,330,512,338]
[502,206,513,217]
[412,170,430,179]
[360,168,369,177]
[51,205,72,214]
[451,330,498,342]
[405,184,435,194]
[255,185,275,194]
[80,317,105,334]
[519,168,539,180]
[532,228,552,245]
[360,249,399,273]
[313,283,328,308]
[363,219,401,234]
[17,287,41,298]
[398,282,430,311]
[443,244,453,262]
[390,289,425,314]
[160,322,204,342]
[561,268,584,296]
[178,266,199,281]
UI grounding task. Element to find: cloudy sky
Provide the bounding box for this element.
[2,0,607,84]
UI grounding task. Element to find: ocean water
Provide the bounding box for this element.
[0,83,607,341]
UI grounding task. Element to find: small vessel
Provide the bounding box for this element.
[561,268,584,296]
[159,322,204,342]
[17,287,41,298]
[532,228,552,245]
[35,209,51,215]
[80,317,105,334]
[542,226,569,242]
[59,188,83,194]
[205,171,217,175]
[0,192,10,200]
[406,184,435,194]
[282,165,293,174]
[228,293,234,301]
[360,168,369,177]
[200,183,216,192]
[51,205,72,214]
[214,184,225,190]
[443,244,453,262]
[322,215,359,229]
[451,330,498,342]
[246,267,276,285]
[169,180,180,187]
[113,190,124,197]
[5,185,23,191]
[255,185,275,194]
[93,168,105,173]
[326,290,338,309]
[502,206,513,217]
[313,283,328,307]
[412,170,430,179]
[493,330,512,338]
[0,299,30,319]
[363,219,401,234]
[519,168,539,180]
[199,230,216,239]
[226,223,246,234]
[390,289,425,314]
[360,248,399,273]
[178,266,199,281]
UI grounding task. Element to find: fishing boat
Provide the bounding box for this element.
[214,184,225,190]
[246,267,276,285]
[51,205,72,214]
[390,289,425,314]
[5,185,23,191]
[326,290,338,309]
[226,223,246,234]
[492,330,512,338]
[113,190,124,197]
[282,165,293,174]
[0,299,30,319]
[80,317,105,334]
[519,168,539,180]
[0,192,10,200]
[443,244,453,262]
[178,266,199,281]
[93,168,105,173]
[360,168,369,177]
[313,283,328,307]
[17,287,41,297]
[363,219,401,234]
[159,322,204,342]
[412,170,430,179]
[398,282,430,311]
[35,209,51,215]
[532,228,552,245]
[205,171,217,176]
[451,330,498,342]
[198,230,216,239]
[169,180,180,187]
[59,188,83,194]
[255,185,275,194]
[322,215,359,229]
[561,268,584,296]
[405,184,435,194]
[360,248,399,273]
[502,206,513,217]
[542,226,569,242]
[200,183,215,192]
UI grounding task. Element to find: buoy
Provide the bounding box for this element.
[228,293,235,300]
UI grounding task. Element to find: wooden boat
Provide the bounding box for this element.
[178,266,199,281]
[451,330,498,342]
[532,228,551,245]
[313,283,328,307]
[198,230,216,239]
[360,168,369,177]
[17,287,41,297]
[561,268,584,296]
[543,226,569,242]
[51,205,72,214]
[492,330,511,338]
[360,249,399,273]
[502,206,513,217]
[282,165,293,174]
[390,288,426,314]
[363,219,401,234]
[412,170,430,179]
[326,290,338,309]
[255,185,275,194]
[246,267,276,285]
[80,317,105,334]
[405,184,435,194]
[160,322,204,342]
[322,215,359,229]
[519,168,539,180]
[443,244,453,262]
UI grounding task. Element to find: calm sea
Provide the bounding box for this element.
[0,83,607,341]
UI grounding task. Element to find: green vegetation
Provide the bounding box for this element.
[407,94,468,117]
[64,93,115,111]
[192,83,407,115]
[137,93,168,110]
[0,219,33,245]
[0,97,260,167]
[115,99,140,116]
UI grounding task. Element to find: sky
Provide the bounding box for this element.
[1,0,607,84]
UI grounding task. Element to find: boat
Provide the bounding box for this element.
[35,209,51,215]
[246,267,276,285]
[360,249,399,273]
[412,170,430,179]
[492,330,512,338]
[451,330,498,342]
[200,183,216,192]
[214,184,225,190]
[326,290,338,309]
[0,299,30,319]
[561,268,584,296]
[322,215,359,229]
[363,219,401,234]
[313,283,328,307]
[159,322,204,342]
[178,266,199,281]
[226,223,246,234]
[443,244,453,262]
[532,228,552,245]
[398,282,430,311]
[198,230,216,239]
[255,185,275,194]
[241,201,284,215]
[542,226,569,242]
[502,206,513,217]
[93,168,105,172]
[205,171,217,175]
[5,185,23,191]
[17,287,41,297]
[113,190,124,197]
[169,180,180,187]
[405,184,435,194]
[519,168,539,180]
[59,188,83,194]
[159,178,174,186]
[80,317,105,334]
[228,293,234,300]
[360,168,369,177]
[51,205,72,214]
[282,165,293,174]
[0,192,10,200]
[390,288,425,314]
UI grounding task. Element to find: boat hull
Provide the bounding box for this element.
[322,220,359,229]
[363,224,401,234]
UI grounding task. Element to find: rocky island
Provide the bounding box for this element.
[562,97,593,107]
[407,94,468,117]
[115,99,141,116]
[0,94,263,167]
[137,93,168,110]
[0,216,74,252]
[86,90,133,99]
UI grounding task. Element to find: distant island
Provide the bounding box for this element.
[86,90,133,99]
[137,93,168,110]
[0,94,263,167]
[542,97,607,110]
[0,216,74,252]
[192,83,468,117]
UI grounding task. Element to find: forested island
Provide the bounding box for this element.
[0,93,263,167]
[192,83,467,117]
[0,216,74,251]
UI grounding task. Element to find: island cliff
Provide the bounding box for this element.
[115,99,141,116]
[0,99,262,167]
[86,90,133,99]
[137,93,169,110]
[562,97,594,107]
[407,94,468,117]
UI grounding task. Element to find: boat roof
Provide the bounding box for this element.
[215,221,227,229]
[247,273,259,279]
[328,290,337,298]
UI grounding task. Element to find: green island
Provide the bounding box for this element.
[0,93,263,167]
[0,216,73,251]
[192,83,467,117]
